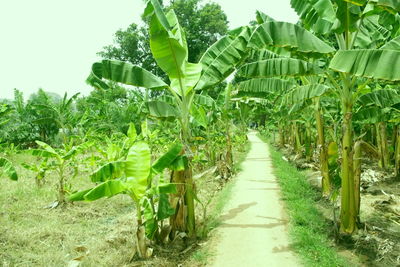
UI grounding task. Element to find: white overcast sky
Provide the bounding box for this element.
[0,0,298,100]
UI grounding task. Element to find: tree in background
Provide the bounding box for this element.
[97,0,228,78]
[168,0,228,62]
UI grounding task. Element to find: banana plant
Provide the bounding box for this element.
[0,103,13,128]
[284,83,333,196]
[353,88,400,170]
[235,1,400,234]
[32,92,80,143]
[87,5,198,237]
[0,104,18,181]
[85,0,254,238]
[0,157,18,181]
[69,141,183,259]
[25,140,92,205]
[22,158,48,186]
[395,126,400,178]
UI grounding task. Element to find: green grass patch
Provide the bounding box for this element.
[261,136,352,267]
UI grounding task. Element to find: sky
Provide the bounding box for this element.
[0,0,298,100]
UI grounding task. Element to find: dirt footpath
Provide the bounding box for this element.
[208,132,301,267]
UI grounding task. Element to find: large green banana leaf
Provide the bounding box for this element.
[363,7,400,38]
[87,60,168,90]
[156,95,175,105]
[125,142,151,199]
[127,122,137,141]
[329,49,400,81]
[255,10,276,24]
[248,22,335,56]
[147,101,179,119]
[149,5,187,77]
[238,58,321,78]
[355,16,391,48]
[381,35,400,50]
[147,0,202,96]
[194,94,215,107]
[157,193,176,220]
[27,149,59,159]
[0,157,18,180]
[357,89,400,107]
[28,142,61,161]
[90,161,126,183]
[169,62,202,96]
[195,27,251,90]
[68,188,92,201]
[36,141,58,155]
[152,143,183,174]
[82,180,126,201]
[237,78,295,96]
[288,101,313,115]
[353,106,390,123]
[371,0,400,12]
[285,84,330,105]
[191,104,208,128]
[69,142,181,202]
[249,49,283,62]
[290,0,336,34]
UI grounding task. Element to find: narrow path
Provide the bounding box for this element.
[209,132,300,267]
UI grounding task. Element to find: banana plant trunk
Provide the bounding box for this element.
[134,203,150,259]
[58,165,66,204]
[376,122,389,169]
[278,123,285,147]
[395,127,400,178]
[170,168,186,234]
[314,98,331,197]
[305,125,312,161]
[184,166,196,238]
[353,140,362,222]
[169,165,195,239]
[340,100,358,234]
[225,124,233,175]
[179,102,196,239]
[224,84,233,175]
[294,122,302,156]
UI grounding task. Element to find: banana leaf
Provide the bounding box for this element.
[152,143,183,174]
[125,142,151,199]
[248,21,335,56]
[195,27,251,90]
[87,60,167,90]
[330,49,400,81]
[0,157,18,180]
[290,0,336,34]
[285,84,330,105]
[238,58,321,78]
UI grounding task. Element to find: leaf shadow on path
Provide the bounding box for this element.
[217,202,288,229]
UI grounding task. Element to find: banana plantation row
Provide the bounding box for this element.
[1,0,400,261]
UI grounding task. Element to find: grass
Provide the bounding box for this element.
[258,134,353,267]
[1,141,252,267]
[1,154,139,267]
